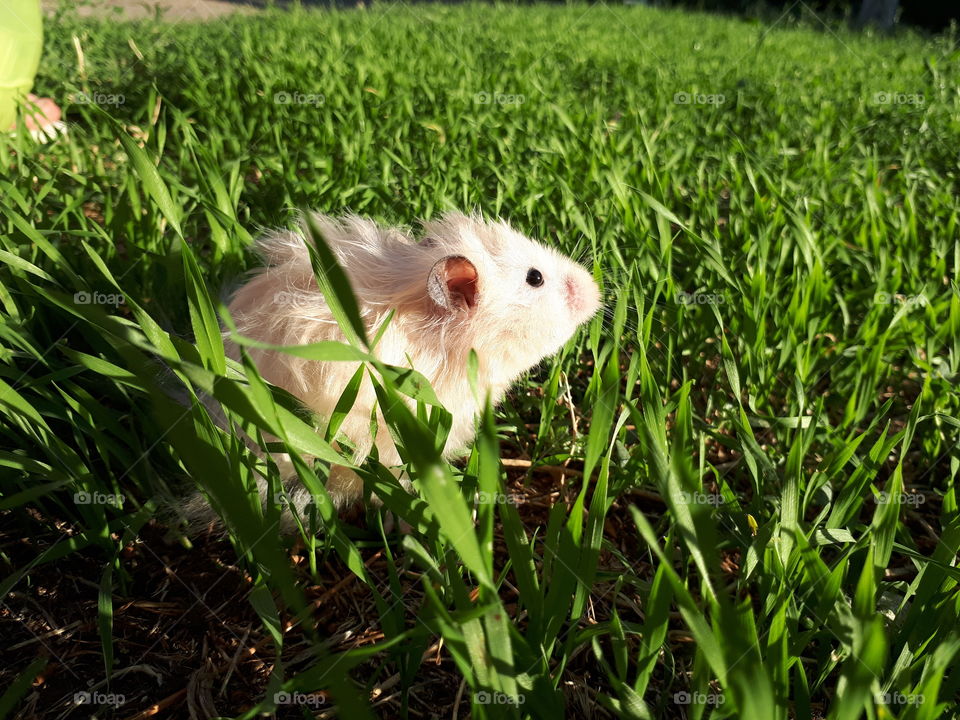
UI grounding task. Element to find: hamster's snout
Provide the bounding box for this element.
[564,272,601,321]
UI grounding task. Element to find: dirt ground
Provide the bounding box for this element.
[41,0,258,21]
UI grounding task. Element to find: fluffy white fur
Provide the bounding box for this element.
[191,211,600,529]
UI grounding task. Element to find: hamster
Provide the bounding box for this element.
[196,211,600,528]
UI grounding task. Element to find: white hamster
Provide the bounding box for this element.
[196,211,600,526]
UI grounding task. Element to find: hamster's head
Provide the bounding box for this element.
[421,213,601,381]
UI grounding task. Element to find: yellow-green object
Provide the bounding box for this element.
[0,0,44,130]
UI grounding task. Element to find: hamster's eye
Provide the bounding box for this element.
[526,268,544,287]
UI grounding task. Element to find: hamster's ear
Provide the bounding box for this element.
[428,256,478,311]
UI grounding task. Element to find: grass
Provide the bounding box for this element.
[1,2,959,718]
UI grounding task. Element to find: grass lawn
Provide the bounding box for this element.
[1,2,959,718]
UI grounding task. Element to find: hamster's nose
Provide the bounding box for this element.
[565,273,601,320]
[564,277,580,311]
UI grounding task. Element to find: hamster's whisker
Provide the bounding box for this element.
[599,304,670,331]
[597,314,652,340]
